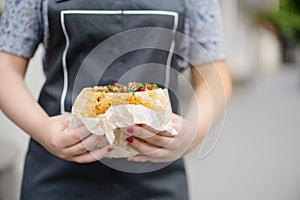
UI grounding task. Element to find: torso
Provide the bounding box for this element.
[21,0,189,199]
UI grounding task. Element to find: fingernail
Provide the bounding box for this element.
[127,127,134,133]
[126,136,134,144]
[107,147,113,152]
[137,124,143,127]
[128,158,134,162]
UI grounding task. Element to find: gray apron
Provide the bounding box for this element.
[21,0,189,199]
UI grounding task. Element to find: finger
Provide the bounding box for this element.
[137,125,175,138]
[64,141,88,156]
[72,146,113,163]
[81,134,107,151]
[127,126,175,148]
[63,135,108,157]
[156,131,176,138]
[128,137,168,158]
[128,126,175,139]
[73,125,93,140]
[145,134,175,148]
[126,126,156,139]
[136,124,159,133]
[60,125,92,147]
[127,133,174,148]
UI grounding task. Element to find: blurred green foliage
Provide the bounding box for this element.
[264,0,300,44]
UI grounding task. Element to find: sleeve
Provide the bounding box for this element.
[186,0,226,66]
[0,0,43,58]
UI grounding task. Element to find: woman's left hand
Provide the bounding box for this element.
[126,113,196,163]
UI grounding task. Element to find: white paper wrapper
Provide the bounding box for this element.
[70,88,177,158]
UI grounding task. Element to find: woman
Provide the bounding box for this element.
[0,0,232,199]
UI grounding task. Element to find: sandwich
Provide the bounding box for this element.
[71,82,174,157]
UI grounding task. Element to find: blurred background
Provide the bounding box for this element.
[0,0,299,199]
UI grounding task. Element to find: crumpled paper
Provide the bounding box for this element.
[70,88,177,158]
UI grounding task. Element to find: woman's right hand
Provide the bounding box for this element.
[37,115,113,163]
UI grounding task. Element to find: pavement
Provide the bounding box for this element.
[185,65,300,200]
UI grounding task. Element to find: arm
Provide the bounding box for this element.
[0,52,112,163]
[185,60,232,153]
[0,53,48,140]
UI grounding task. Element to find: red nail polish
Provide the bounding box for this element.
[126,137,134,144]
[107,147,113,152]
[127,127,134,133]
[137,124,143,127]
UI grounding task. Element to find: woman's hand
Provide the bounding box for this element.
[37,115,113,163]
[125,113,196,163]
[0,53,113,163]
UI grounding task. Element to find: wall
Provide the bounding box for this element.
[220,0,281,81]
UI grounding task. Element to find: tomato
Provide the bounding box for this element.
[114,82,118,87]
[139,87,145,91]
[146,85,152,90]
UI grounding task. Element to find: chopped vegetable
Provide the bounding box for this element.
[139,87,145,92]
[94,82,159,93]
